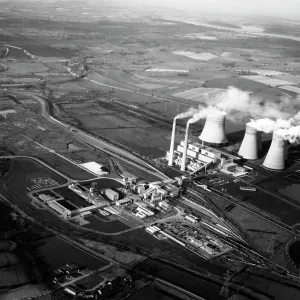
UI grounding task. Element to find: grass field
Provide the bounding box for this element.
[59,101,174,158]
[0,252,19,267]
[173,87,223,102]
[222,181,300,226]
[0,266,29,287]
[4,62,49,75]
[32,235,109,271]
[128,283,180,300]
[241,75,294,87]
[173,51,218,61]
[279,85,300,94]
[6,157,67,193]
[76,273,105,290]
[83,215,129,233]
[204,76,268,91]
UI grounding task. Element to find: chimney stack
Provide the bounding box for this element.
[238,123,259,160]
[199,111,227,145]
[257,131,262,152]
[168,118,177,166]
[180,122,190,172]
[263,132,286,170]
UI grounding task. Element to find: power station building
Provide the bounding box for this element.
[167,109,289,173]
[167,110,235,173]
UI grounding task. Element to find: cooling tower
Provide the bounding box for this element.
[263,132,286,170]
[199,111,228,145]
[180,122,190,172]
[238,124,259,160]
[168,118,177,166]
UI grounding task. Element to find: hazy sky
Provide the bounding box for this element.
[125,0,300,19]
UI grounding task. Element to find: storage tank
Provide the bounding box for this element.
[199,111,228,145]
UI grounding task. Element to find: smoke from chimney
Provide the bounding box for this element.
[176,107,198,119]
[177,86,300,126]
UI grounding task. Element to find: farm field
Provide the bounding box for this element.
[173,51,218,61]
[249,69,289,76]
[59,101,175,158]
[241,75,295,87]
[185,33,218,40]
[31,235,109,271]
[203,76,268,91]
[279,85,300,94]
[173,87,224,102]
[0,266,29,287]
[4,62,49,75]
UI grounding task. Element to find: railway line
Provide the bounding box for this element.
[209,186,296,236]
[181,185,300,276]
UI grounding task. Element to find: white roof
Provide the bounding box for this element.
[79,161,103,175]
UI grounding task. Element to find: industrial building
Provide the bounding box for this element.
[167,140,235,174]
[115,198,133,207]
[104,189,119,201]
[167,110,239,173]
[167,109,290,173]
[221,162,248,177]
[48,201,71,219]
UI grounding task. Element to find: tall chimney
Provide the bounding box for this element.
[263,132,286,170]
[168,118,177,166]
[238,123,259,160]
[181,121,190,172]
[257,131,262,152]
[199,111,227,145]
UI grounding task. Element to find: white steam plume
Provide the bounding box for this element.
[211,86,296,121]
[249,118,293,133]
[276,126,300,144]
[187,109,208,124]
[176,107,199,119]
[177,86,300,133]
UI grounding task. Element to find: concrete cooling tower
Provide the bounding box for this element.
[263,132,286,170]
[199,111,228,145]
[238,123,260,160]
